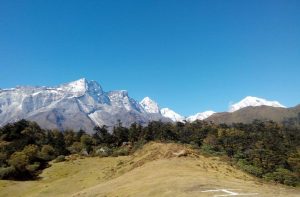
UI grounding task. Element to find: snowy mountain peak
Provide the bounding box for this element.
[140,97,160,113]
[58,78,103,96]
[186,111,216,122]
[58,78,88,94]
[229,96,286,112]
[66,78,87,87]
[0,79,170,131]
[160,108,185,122]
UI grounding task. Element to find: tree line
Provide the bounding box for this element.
[0,119,299,186]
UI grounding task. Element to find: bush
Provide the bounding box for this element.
[22,144,39,161]
[39,145,56,161]
[54,155,66,163]
[80,149,89,156]
[80,135,93,153]
[263,168,298,186]
[237,159,263,177]
[131,140,146,153]
[8,151,29,172]
[112,147,130,157]
[0,166,16,179]
[67,142,82,154]
[25,162,40,172]
[0,152,8,166]
[200,144,224,156]
[189,141,200,149]
[95,147,112,157]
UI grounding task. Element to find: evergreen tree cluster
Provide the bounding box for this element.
[0,119,299,186]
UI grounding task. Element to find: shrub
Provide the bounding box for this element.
[54,155,66,163]
[189,141,200,149]
[95,147,112,157]
[22,144,39,161]
[0,152,8,166]
[80,149,89,156]
[8,151,29,172]
[263,168,298,186]
[25,162,40,172]
[39,145,56,161]
[112,147,130,157]
[237,159,263,177]
[67,142,82,154]
[200,144,224,156]
[80,135,93,153]
[131,140,146,153]
[0,166,16,179]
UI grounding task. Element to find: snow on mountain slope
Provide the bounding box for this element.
[0,79,169,132]
[0,79,288,131]
[229,96,286,112]
[140,97,160,114]
[186,111,215,122]
[139,97,185,122]
[160,108,185,122]
[58,78,89,95]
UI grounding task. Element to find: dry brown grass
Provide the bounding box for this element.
[0,142,299,197]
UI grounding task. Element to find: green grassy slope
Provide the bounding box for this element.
[0,142,299,197]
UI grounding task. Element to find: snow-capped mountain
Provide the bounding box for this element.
[139,97,185,122]
[140,97,160,114]
[186,111,215,122]
[229,96,286,112]
[160,108,185,122]
[0,78,169,132]
[0,79,289,131]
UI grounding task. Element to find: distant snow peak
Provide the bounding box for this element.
[186,111,215,122]
[58,78,103,96]
[229,96,286,112]
[140,97,160,113]
[67,78,87,89]
[58,78,88,94]
[160,108,185,122]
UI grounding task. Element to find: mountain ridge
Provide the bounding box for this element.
[207,105,300,125]
[0,79,170,132]
[0,79,296,130]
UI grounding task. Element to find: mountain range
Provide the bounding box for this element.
[0,78,298,132]
[0,79,169,132]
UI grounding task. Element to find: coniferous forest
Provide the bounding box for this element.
[0,119,299,186]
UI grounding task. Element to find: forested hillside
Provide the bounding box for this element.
[207,105,300,125]
[0,119,299,186]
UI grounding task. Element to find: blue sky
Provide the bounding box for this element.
[0,0,299,116]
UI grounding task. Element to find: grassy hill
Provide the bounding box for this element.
[0,142,299,197]
[206,105,300,125]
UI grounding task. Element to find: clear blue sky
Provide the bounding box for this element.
[0,0,299,116]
